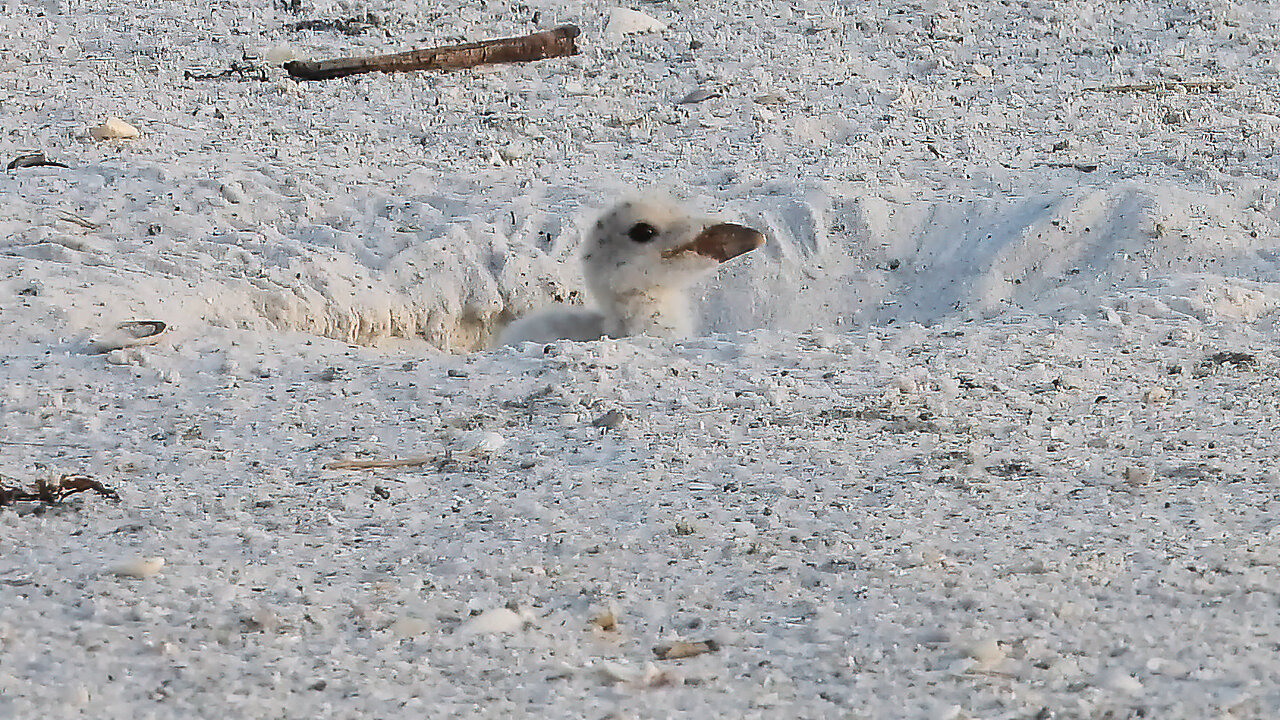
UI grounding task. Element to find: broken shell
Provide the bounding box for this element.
[1103,670,1144,694]
[109,556,165,578]
[590,409,625,430]
[597,661,673,688]
[87,320,168,354]
[589,602,620,632]
[263,45,296,65]
[452,430,507,458]
[753,91,789,105]
[90,117,140,140]
[389,616,433,637]
[459,607,526,635]
[104,347,145,366]
[653,638,720,660]
[636,662,672,688]
[678,87,719,104]
[6,152,69,171]
[605,7,666,35]
[597,660,639,684]
[964,638,1006,668]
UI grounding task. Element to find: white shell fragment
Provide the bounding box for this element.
[109,556,165,578]
[678,87,719,105]
[753,91,790,105]
[964,638,1007,669]
[104,347,145,366]
[597,661,672,688]
[87,320,168,354]
[90,117,140,140]
[389,616,433,638]
[605,7,667,35]
[1102,670,1145,694]
[263,44,296,65]
[451,430,507,458]
[459,607,526,635]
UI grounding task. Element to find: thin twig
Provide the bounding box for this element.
[185,61,269,82]
[289,13,382,36]
[55,210,98,230]
[323,456,437,470]
[0,439,95,448]
[284,24,580,81]
[1084,80,1232,94]
[1033,161,1098,172]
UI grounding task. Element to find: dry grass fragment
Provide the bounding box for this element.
[1084,79,1232,94]
[184,61,269,82]
[322,456,436,470]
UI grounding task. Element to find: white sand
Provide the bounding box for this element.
[2,1,1279,717]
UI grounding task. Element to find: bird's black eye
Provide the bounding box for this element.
[627,222,658,243]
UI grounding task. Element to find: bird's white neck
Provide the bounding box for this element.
[599,286,693,339]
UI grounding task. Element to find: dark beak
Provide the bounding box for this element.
[662,223,765,262]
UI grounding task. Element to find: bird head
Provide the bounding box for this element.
[580,198,765,301]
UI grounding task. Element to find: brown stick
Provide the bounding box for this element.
[285,25,580,81]
[1084,80,1232,94]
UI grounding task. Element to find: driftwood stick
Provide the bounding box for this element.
[285,25,580,81]
[1085,80,1232,94]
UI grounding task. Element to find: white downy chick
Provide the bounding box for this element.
[499,198,764,345]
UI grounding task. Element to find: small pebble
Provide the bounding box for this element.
[591,409,625,430]
[1123,465,1154,486]
[220,180,246,204]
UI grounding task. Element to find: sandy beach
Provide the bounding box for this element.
[2,1,1279,717]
